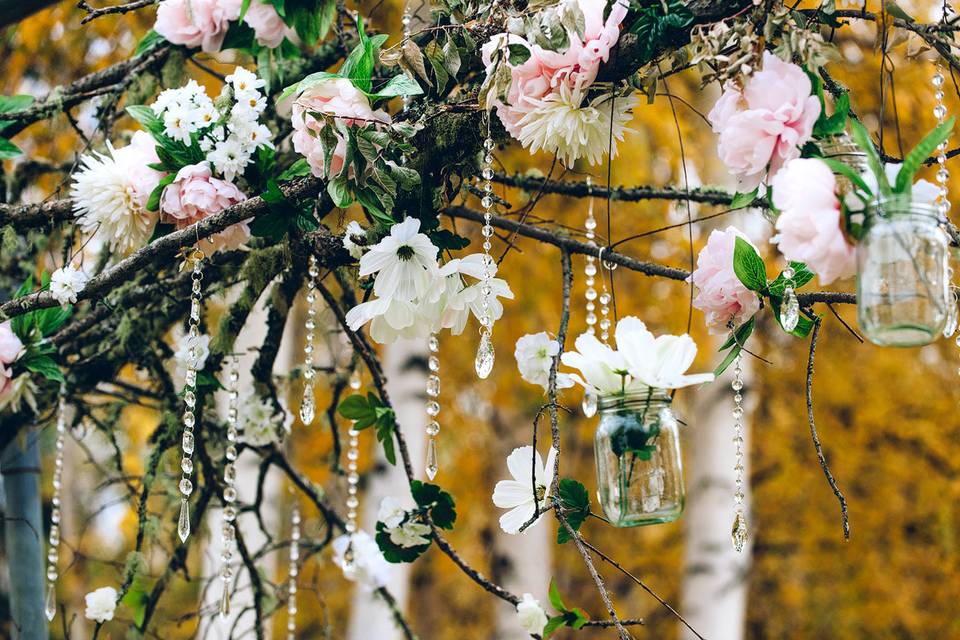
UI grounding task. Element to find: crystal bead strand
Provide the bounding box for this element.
[425,333,441,479]
[779,265,799,332]
[401,6,413,112]
[581,183,600,418]
[286,501,301,639]
[931,60,959,337]
[44,386,67,621]
[475,118,496,379]
[597,250,612,344]
[178,250,205,543]
[218,355,240,618]
[345,424,360,534]
[731,355,748,552]
[300,255,319,425]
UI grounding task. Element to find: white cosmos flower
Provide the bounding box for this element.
[516,83,638,167]
[50,264,89,306]
[492,445,557,534]
[388,521,432,548]
[332,532,390,590]
[377,496,407,528]
[516,593,549,635]
[84,586,117,623]
[514,332,574,391]
[359,218,439,301]
[615,316,715,390]
[560,332,630,395]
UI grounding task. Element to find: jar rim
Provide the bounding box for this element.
[867,195,942,221]
[598,387,672,410]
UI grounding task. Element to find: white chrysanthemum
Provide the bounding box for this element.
[50,264,89,306]
[70,146,158,254]
[84,586,117,623]
[516,84,638,167]
[238,395,284,446]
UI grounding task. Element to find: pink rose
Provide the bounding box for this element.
[290,78,391,178]
[688,226,761,334]
[0,321,23,398]
[161,162,246,223]
[154,0,241,53]
[771,158,856,286]
[708,52,821,190]
[242,0,294,48]
[112,131,163,211]
[481,34,554,136]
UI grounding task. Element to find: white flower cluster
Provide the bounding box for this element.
[377,497,431,548]
[152,68,274,181]
[344,218,514,344]
[238,395,285,446]
[50,264,90,306]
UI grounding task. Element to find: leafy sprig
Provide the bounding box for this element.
[338,392,398,464]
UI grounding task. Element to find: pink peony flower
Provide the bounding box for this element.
[154,0,241,53]
[114,131,163,210]
[161,162,246,223]
[481,0,628,136]
[688,226,762,334]
[291,78,391,178]
[0,321,23,398]
[708,52,821,190]
[242,0,294,48]
[771,158,856,286]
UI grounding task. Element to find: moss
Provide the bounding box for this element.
[1,226,18,255]
[160,49,187,90]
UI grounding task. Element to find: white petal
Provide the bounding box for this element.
[493,480,532,509]
[505,445,539,483]
[499,504,536,535]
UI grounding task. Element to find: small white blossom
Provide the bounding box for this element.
[174,333,210,378]
[50,264,89,306]
[514,332,575,391]
[84,586,117,623]
[225,67,266,96]
[377,496,406,528]
[238,395,284,446]
[332,532,390,590]
[388,521,431,548]
[516,593,549,635]
[342,220,366,259]
[207,137,247,182]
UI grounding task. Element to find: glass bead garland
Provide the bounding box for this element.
[341,371,362,576]
[219,356,240,618]
[178,251,205,544]
[731,355,748,552]
[932,60,959,338]
[581,184,599,418]
[425,333,441,480]
[474,118,496,379]
[287,502,301,639]
[44,387,67,622]
[300,255,319,425]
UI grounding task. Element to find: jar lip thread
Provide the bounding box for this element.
[598,387,672,410]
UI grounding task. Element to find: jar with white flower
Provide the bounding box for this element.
[594,387,684,527]
[561,317,713,528]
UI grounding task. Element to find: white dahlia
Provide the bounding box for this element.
[516,84,638,167]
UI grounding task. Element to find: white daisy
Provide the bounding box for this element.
[358,218,439,301]
[492,445,557,534]
[50,264,89,306]
[516,83,638,167]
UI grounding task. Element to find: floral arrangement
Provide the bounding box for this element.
[480,0,638,166]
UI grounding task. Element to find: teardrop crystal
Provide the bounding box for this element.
[582,389,598,418]
[425,437,438,480]
[731,511,748,552]
[178,498,191,543]
[219,585,231,619]
[780,286,799,332]
[44,583,56,621]
[299,391,315,425]
[474,331,494,379]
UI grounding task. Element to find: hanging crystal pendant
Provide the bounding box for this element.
[44,387,68,621]
[44,583,56,621]
[345,426,360,533]
[779,266,799,332]
[178,250,204,544]
[287,502,301,639]
[582,389,598,418]
[219,356,240,619]
[425,333,442,478]
[474,329,494,379]
[475,123,497,379]
[425,438,439,481]
[731,355,748,552]
[178,498,191,543]
[301,255,319,425]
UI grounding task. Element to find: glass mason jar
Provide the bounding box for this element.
[594,388,684,527]
[857,196,950,346]
[820,133,870,196]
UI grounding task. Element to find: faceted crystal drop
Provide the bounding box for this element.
[44,583,56,621]
[582,389,598,418]
[219,585,231,618]
[299,392,315,425]
[475,331,495,379]
[178,498,191,543]
[731,512,748,552]
[780,286,799,332]
[425,437,439,480]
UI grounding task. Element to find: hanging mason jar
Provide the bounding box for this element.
[820,132,870,196]
[594,388,685,527]
[857,196,950,346]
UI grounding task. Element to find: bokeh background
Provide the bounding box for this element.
[2,0,959,638]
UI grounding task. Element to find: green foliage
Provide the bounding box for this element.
[895,117,954,195]
[134,30,165,56]
[729,188,759,210]
[732,237,768,292]
[0,94,34,159]
[767,262,815,298]
[338,393,397,464]
[806,68,849,139]
[715,317,755,377]
[849,118,891,196]
[411,480,457,529]
[627,0,694,66]
[544,579,590,637]
[556,478,589,544]
[375,520,432,562]
[8,275,70,385]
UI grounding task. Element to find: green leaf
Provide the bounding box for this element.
[411,480,457,529]
[729,187,759,210]
[883,0,914,21]
[819,157,873,196]
[375,521,431,563]
[327,176,353,208]
[21,353,63,383]
[0,137,22,160]
[220,20,256,51]
[0,94,34,114]
[548,578,567,612]
[714,318,755,377]
[557,478,590,544]
[732,237,767,292]
[134,29,165,56]
[36,306,72,337]
[338,394,371,420]
[429,229,470,251]
[766,262,815,297]
[125,105,166,138]
[195,371,222,389]
[277,158,311,181]
[375,412,397,464]
[370,73,423,100]
[507,43,531,65]
[355,187,394,225]
[278,71,340,102]
[849,118,891,196]
[543,616,567,638]
[340,19,385,93]
[423,40,449,92]
[147,174,176,212]
[895,117,955,195]
[814,91,849,138]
